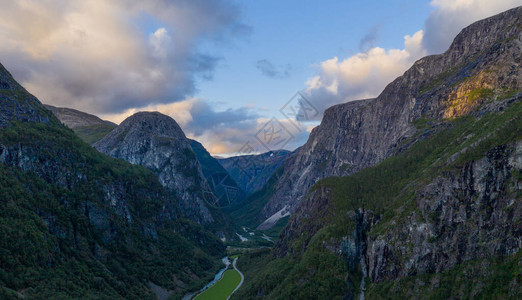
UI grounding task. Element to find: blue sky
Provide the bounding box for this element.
[0,0,519,154]
[197,0,431,118]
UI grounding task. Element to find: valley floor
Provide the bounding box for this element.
[194,258,244,300]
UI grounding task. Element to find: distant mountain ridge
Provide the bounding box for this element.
[45,105,117,144]
[219,150,291,194]
[44,105,116,129]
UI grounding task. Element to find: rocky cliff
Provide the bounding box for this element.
[190,139,245,207]
[94,112,218,226]
[219,150,291,194]
[259,6,522,228]
[235,93,522,299]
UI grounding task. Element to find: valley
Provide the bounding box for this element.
[0,4,521,300]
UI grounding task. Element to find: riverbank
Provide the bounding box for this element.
[194,257,244,300]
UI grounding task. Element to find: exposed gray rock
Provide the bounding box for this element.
[190,139,245,206]
[362,141,521,283]
[219,150,291,194]
[260,6,522,227]
[94,112,216,225]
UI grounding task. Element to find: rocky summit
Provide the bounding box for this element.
[94,111,218,226]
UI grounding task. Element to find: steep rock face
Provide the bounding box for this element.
[94,112,216,225]
[361,142,521,283]
[260,6,522,226]
[265,104,521,298]
[189,139,245,207]
[0,63,52,127]
[310,141,522,298]
[219,150,291,194]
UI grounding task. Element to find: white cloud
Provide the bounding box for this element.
[102,99,310,155]
[303,1,519,121]
[0,0,246,115]
[304,30,425,119]
[423,0,521,53]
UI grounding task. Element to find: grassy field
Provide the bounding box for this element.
[194,269,241,300]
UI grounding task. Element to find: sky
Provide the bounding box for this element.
[0,0,520,155]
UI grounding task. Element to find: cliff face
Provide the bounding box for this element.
[234,7,521,300]
[189,139,245,207]
[219,150,291,194]
[0,63,224,299]
[236,94,521,299]
[259,6,522,227]
[94,112,217,225]
[361,142,521,284]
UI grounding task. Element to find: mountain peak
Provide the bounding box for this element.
[94,111,218,226]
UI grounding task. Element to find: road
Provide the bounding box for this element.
[226,257,244,300]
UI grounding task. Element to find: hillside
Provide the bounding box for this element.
[189,139,245,207]
[233,7,521,299]
[45,105,117,144]
[219,150,291,195]
[0,62,225,299]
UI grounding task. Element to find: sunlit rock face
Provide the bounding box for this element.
[260,6,521,227]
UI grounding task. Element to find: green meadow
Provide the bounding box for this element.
[194,269,242,300]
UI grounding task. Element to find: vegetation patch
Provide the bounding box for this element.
[195,269,242,300]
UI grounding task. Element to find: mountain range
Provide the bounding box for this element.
[0,5,520,300]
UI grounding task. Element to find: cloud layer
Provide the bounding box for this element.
[1,0,518,155]
[0,0,246,114]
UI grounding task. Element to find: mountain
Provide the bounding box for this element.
[233,7,521,299]
[219,150,291,194]
[189,139,245,207]
[46,104,246,209]
[256,6,522,229]
[45,105,117,144]
[94,112,221,227]
[0,62,224,299]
